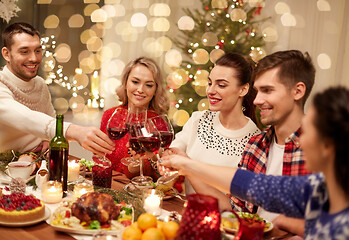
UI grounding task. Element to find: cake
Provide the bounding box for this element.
[0,193,45,222]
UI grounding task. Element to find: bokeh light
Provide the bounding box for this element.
[198,98,209,111]
[68,14,84,28]
[91,9,107,22]
[173,110,190,127]
[230,9,247,22]
[209,49,225,63]
[54,98,69,114]
[281,13,297,26]
[317,53,331,69]
[55,43,71,63]
[149,3,171,16]
[86,36,103,52]
[202,32,218,46]
[44,15,59,28]
[102,4,116,17]
[274,2,290,14]
[148,18,170,32]
[192,49,209,65]
[131,13,148,27]
[262,26,278,42]
[80,29,96,44]
[165,49,183,67]
[211,0,227,8]
[178,16,195,30]
[317,0,331,11]
[250,47,267,62]
[84,4,99,16]
[73,73,89,88]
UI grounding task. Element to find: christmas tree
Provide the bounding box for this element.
[168,0,268,129]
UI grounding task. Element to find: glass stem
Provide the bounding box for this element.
[139,157,144,177]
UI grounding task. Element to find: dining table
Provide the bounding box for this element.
[0,170,295,240]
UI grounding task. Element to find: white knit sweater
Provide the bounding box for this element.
[0,66,70,152]
[171,110,260,195]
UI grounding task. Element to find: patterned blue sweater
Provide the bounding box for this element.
[230,169,349,239]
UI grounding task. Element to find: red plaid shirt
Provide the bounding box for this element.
[230,127,311,212]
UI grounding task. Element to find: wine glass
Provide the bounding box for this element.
[106,107,128,140]
[149,115,178,185]
[126,107,153,186]
[132,116,160,186]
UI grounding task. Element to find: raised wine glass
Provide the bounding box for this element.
[106,107,128,141]
[126,107,153,186]
[149,115,178,185]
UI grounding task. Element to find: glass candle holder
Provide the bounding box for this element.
[73,182,94,200]
[92,155,112,188]
[68,159,80,182]
[41,180,63,203]
[177,194,221,240]
[143,189,163,216]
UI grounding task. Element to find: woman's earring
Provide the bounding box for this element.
[242,106,246,112]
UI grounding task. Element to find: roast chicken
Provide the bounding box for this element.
[71,192,119,224]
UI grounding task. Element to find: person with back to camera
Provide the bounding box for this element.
[0,22,114,156]
[100,57,169,179]
[163,53,261,211]
[160,86,349,239]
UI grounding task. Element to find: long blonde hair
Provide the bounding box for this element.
[116,57,169,114]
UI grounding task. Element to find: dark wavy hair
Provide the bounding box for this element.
[312,86,349,195]
[253,50,315,107]
[2,22,40,49]
[215,52,257,124]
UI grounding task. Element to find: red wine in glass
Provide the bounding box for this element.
[107,127,127,140]
[106,107,128,141]
[129,137,144,154]
[138,135,161,153]
[159,131,174,149]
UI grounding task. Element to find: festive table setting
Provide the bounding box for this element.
[0,151,293,240]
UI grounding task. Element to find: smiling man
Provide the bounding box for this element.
[0,22,114,155]
[231,50,316,236]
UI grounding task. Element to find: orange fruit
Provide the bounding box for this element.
[141,227,165,240]
[122,226,142,240]
[137,213,158,231]
[162,221,179,240]
[130,222,139,229]
[157,220,165,231]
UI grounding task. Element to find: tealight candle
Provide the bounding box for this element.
[68,160,80,182]
[73,182,94,199]
[41,181,63,203]
[143,189,162,216]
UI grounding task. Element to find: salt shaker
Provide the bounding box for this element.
[35,160,49,189]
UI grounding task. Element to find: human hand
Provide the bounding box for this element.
[161,147,188,158]
[66,124,115,156]
[159,154,191,176]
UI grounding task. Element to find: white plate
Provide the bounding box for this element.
[221,211,273,234]
[0,171,35,184]
[0,206,50,227]
[49,224,122,235]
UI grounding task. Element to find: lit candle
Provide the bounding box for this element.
[68,160,80,182]
[143,189,162,216]
[73,182,94,199]
[41,181,63,203]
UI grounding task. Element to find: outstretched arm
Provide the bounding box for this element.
[65,124,115,156]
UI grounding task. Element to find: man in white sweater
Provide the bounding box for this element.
[0,22,114,155]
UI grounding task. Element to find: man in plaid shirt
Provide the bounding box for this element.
[232,50,315,236]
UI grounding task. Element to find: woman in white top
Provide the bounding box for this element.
[167,53,261,210]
